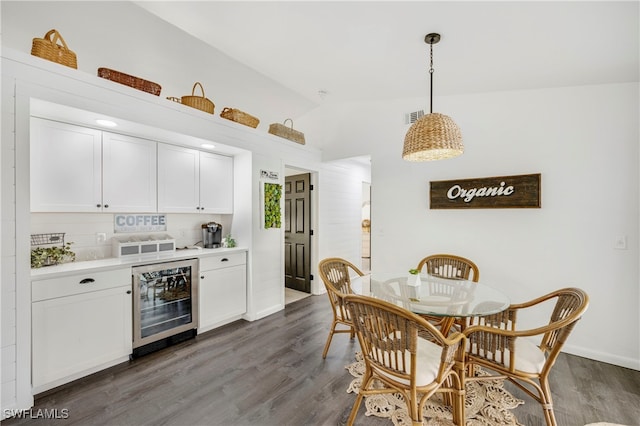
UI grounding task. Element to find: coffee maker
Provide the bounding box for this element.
[201,222,222,248]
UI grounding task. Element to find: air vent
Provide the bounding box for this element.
[405,110,425,125]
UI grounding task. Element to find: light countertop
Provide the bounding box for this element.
[31,247,248,280]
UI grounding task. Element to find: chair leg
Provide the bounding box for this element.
[408,388,422,426]
[346,392,365,426]
[346,370,372,426]
[451,387,465,426]
[457,365,466,426]
[322,323,336,359]
[544,409,557,426]
[540,379,557,426]
[446,370,465,426]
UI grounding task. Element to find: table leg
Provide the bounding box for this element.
[439,317,456,336]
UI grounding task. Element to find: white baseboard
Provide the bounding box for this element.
[253,303,284,321]
[564,343,640,371]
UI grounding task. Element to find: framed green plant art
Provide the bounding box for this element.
[263,182,282,229]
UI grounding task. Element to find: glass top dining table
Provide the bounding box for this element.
[351,272,510,329]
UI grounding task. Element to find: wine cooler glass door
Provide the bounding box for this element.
[132,258,199,348]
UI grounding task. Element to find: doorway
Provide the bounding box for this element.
[362,182,371,272]
[284,172,311,293]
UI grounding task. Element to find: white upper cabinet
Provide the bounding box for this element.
[31,118,233,214]
[158,144,233,214]
[31,118,102,212]
[157,144,200,213]
[102,132,157,212]
[199,151,233,214]
[30,118,157,213]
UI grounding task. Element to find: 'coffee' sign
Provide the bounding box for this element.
[114,214,167,232]
[430,174,541,209]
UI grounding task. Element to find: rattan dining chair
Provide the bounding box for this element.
[416,254,480,333]
[344,294,466,426]
[462,287,589,426]
[417,254,480,282]
[318,257,365,359]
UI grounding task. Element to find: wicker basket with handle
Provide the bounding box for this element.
[181,82,215,114]
[31,29,77,69]
[98,68,161,96]
[220,107,260,128]
[268,119,305,144]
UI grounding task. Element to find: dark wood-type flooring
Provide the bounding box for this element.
[3,294,639,426]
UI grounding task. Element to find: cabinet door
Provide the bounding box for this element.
[32,285,132,391]
[30,118,102,212]
[199,152,234,214]
[199,264,246,332]
[102,132,157,213]
[157,144,200,213]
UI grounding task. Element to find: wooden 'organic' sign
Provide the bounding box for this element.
[430,173,541,209]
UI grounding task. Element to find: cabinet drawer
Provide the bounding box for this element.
[199,252,246,271]
[32,268,131,302]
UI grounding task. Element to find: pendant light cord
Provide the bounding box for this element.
[429,39,435,114]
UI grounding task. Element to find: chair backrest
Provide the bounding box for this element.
[318,257,364,295]
[465,287,589,372]
[318,257,364,317]
[417,254,480,282]
[539,287,589,356]
[344,294,462,386]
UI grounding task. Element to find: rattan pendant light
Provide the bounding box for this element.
[403,33,464,161]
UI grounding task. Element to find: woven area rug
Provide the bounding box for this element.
[346,352,525,426]
[585,423,629,426]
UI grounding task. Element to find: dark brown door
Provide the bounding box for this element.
[284,173,311,293]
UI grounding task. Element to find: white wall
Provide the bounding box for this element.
[299,83,640,369]
[318,159,371,267]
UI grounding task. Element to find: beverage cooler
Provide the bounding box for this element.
[132,258,198,357]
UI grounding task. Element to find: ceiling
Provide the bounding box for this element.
[135,1,638,105]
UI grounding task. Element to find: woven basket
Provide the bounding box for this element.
[31,29,77,69]
[268,119,305,144]
[98,68,161,96]
[220,107,260,128]
[181,82,215,114]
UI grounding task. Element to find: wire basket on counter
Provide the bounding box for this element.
[31,233,66,247]
[30,233,76,268]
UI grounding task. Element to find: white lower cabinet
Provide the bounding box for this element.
[198,252,247,333]
[31,268,132,393]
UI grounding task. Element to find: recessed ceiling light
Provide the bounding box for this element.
[96,119,117,127]
[201,143,215,149]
